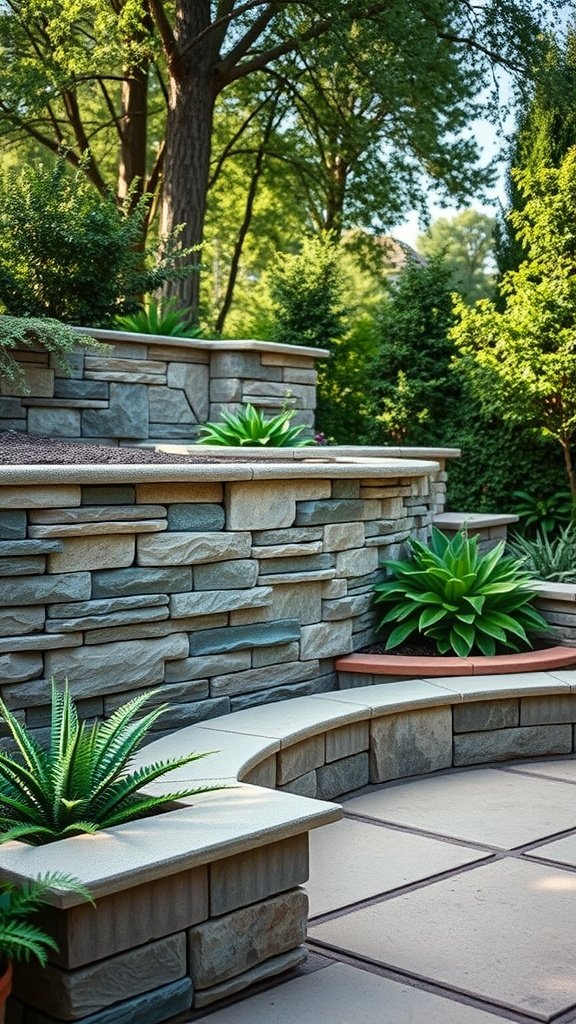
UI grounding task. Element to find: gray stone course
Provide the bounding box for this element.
[453,725,573,765]
[190,619,301,656]
[166,503,224,532]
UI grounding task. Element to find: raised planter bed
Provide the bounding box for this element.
[336,645,576,681]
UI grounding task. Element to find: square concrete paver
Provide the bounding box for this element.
[307,818,491,917]
[504,759,576,783]
[198,962,513,1023]
[524,832,576,871]
[344,768,576,848]
[310,858,576,1021]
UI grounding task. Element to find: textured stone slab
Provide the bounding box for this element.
[325,721,369,762]
[323,522,365,551]
[0,485,80,508]
[83,612,227,645]
[0,651,42,683]
[453,699,519,733]
[211,661,315,698]
[262,569,336,586]
[1,365,54,396]
[85,356,166,374]
[170,587,272,618]
[189,889,307,988]
[258,554,333,575]
[346,767,576,847]
[277,736,325,786]
[0,572,91,607]
[82,383,149,439]
[28,407,81,435]
[48,594,168,618]
[193,947,307,1009]
[48,535,135,572]
[229,678,324,710]
[149,385,195,423]
[137,531,251,565]
[81,486,136,505]
[53,379,109,400]
[307,818,491,917]
[316,752,369,799]
[370,708,452,783]
[166,502,224,531]
[30,520,166,537]
[41,634,188,699]
[253,542,324,559]
[168,362,210,420]
[253,527,323,545]
[165,650,251,683]
[92,566,192,598]
[194,558,259,589]
[26,978,192,1024]
[300,620,353,659]
[322,594,372,620]
[0,539,62,556]
[190,619,301,656]
[46,605,169,633]
[136,481,223,503]
[335,546,379,577]
[309,859,576,1020]
[30,505,165,524]
[226,480,330,531]
[0,606,44,637]
[453,724,572,766]
[295,499,374,526]
[253,641,300,667]
[0,632,81,654]
[14,932,186,1018]
[0,555,46,576]
[210,834,308,916]
[520,694,576,725]
[0,510,26,539]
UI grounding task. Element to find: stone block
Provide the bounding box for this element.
[165,650,251,683]
[226,481,330,531]
[190,619,300,656]
[0,606,44,637]
[253,542,323,560]
[210,835,309,916]
[335,547,379,578]
[137,531,251,566]
[0,652,42,684]
[92,566,192,598]
[16,934,186,1019]
[332,480,361,499]
[170,587,272,618]
[229,605,271,626]
[166,503,224,532]
[0,511,26,539]
[0,632,81,654]
[49,869,207,969]
[82,383,149,439]
[229,678,321,711]
[42,634,188,699]
[0,572,91,608]
[81,486,135,506]
[453,699,519,733]
[277,736,325,785]
[253,527,323,545]
[253,641,300,668]
[520,695,576,726]
[149,385,195,424]
[144,423,200,440]
[168,362,210,420]
[1,366,54,397]
[31,506,165,525]
[194,558,259,590]
[49,595,168,618]
[48,536,135,573]
[323,522,365,551]
[188,889,308,989]
[53,379,109,400]
[0,486,80,509]
[211,660,314,697]
[136,481,222,504]
[316,752,369,799]
[210,351,273,379]
[268,583,322,625]
[154,345,209,363]
[192,948,307,1009]
[322,578,348,599]
[0,556,45,576]
[370,708,453,783]
[28,407,81,436]
[325,721,369,762]
[295,499,373,526]
[82,613,226,645]
[322,594,372,621]
[146,696,230,728]
[278,771,318,798]
[453,725,573,766]
[46,605,169,634]
[258,554,334,576]
[300,620,353,660]
[210,377,243,402]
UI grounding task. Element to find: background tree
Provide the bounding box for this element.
[452,148,576,504]
[0,0,563,317]
[417,210,496,303]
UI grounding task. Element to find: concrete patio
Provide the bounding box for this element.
[196,757,576,1024]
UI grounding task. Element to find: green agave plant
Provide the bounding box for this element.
[0,873,93,966]
[115,298,202,338]
[507,524,576,582]
[374,528,550,657]
[0,681,221,846]
[197,403,315,447]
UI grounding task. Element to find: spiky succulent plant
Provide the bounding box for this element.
[197,403,315,447]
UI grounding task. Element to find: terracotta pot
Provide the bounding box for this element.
[0,962,12,1024]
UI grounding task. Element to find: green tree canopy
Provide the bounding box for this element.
[452,148,576,502]
[417,210,496,302]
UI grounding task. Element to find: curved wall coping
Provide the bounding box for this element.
[164,444,461,461]
[72,326,330,360]
[336,646,576,678]
[1,670,575,905]
[0,456,440,486]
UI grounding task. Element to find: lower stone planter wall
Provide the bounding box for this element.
[0,458,438,736]
[533,582,576,644]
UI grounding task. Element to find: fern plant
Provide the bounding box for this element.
[0,681,220,846]
[374,528,550,657]
[197,403,315,447]
[0,873,92,967]
[115,298,202,338]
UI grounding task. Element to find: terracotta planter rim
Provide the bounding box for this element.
[336,645,576,677]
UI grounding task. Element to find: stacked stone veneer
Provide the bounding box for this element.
[0,332,326,443]
[0,462,438,734]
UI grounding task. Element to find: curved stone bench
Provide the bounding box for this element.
[4,670,576,1024]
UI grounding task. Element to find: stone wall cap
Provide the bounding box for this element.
[72,326,330,360]
[531,581,576,601]
[0,458,440,486]
[433,512,519,528]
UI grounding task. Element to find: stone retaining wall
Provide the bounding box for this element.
[0,331,328,444]
[0,458,439,734]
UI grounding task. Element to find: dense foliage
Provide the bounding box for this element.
[0,874,92,966]
[198,404,315,447]
[374,528,549,656]
[0,681,220,845]
[507,526,576,582]
[0,316,104,390]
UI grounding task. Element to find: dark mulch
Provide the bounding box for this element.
[0,431,272,466]
[361,634,556,657]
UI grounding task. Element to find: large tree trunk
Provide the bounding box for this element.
[160,2,219,318]
[117,65,149,209]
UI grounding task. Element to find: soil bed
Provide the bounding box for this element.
[360,635,555,658]
[0,431,276,465]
